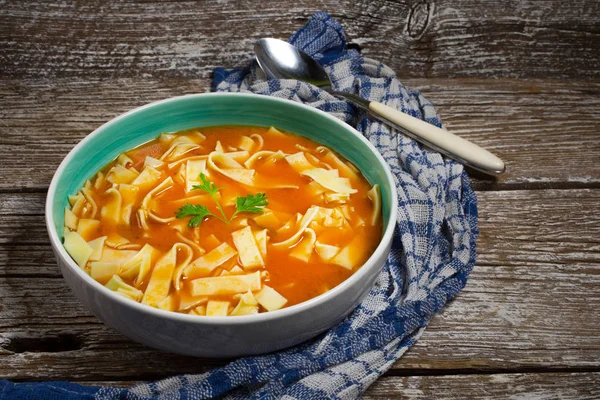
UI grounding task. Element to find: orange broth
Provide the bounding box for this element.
[65,126,382,315]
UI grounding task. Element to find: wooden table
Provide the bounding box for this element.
[1,1,599,398]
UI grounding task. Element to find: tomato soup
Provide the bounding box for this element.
[63,126,382,316]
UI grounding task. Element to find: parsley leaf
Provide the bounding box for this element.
[191,173,227,221]
[175,204,213,227]
[191,173,221,196]
[231,193,268,219]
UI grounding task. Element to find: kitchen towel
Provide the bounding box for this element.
[0,11,477,400]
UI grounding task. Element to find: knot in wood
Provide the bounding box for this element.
[406,1,434,39]
[1,333,84,353]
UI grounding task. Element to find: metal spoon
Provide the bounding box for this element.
[254,38,505,175]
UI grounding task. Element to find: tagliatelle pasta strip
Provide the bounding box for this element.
[143,243,192,307]
[272,206,320,248]
[367,184,381,226]
[231,226,265,269]
[189,271,261,297]
[289,228,317,262]
[160,143,201,162]
[183,242,238,281]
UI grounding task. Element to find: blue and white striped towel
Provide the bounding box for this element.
[0,11,478,400]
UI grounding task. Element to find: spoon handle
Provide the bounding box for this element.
[369,101,505,174]
[342,95,505,175]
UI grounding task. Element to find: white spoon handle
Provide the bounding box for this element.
[369,101,505,175]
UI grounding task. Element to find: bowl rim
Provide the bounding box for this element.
[45,92,399,325]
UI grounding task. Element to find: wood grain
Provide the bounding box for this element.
[1,189,598,379]
[73,372,600,398]
[364,372,600,399]
[1,1,598,80]
[1,78,598,191]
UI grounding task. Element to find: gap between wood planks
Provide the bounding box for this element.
[5,367,600,385]
[381,366,600,378]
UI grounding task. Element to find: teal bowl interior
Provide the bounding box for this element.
[51,93,394,239]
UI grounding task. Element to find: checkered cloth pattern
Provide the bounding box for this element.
[0,11,477,400]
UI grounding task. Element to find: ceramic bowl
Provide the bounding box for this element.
[45,93,398,357]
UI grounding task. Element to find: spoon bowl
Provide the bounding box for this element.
[254,38,506,175]
[255,38,330,88]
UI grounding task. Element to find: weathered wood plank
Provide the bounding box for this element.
[0,78,598,191]
[0,189,599,379]
[398,189,600,371]
[364,372,600,399]
[71,372,600,398]
[0,193,46,215]
[417,79,600,189]
[1,1,598,80]
[0,216,49,245]
[0,245,59,276]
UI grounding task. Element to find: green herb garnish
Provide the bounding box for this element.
[175,173,268,227]
[175,204,215,227]
[231,193,269,220]
[191,172,227,222]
